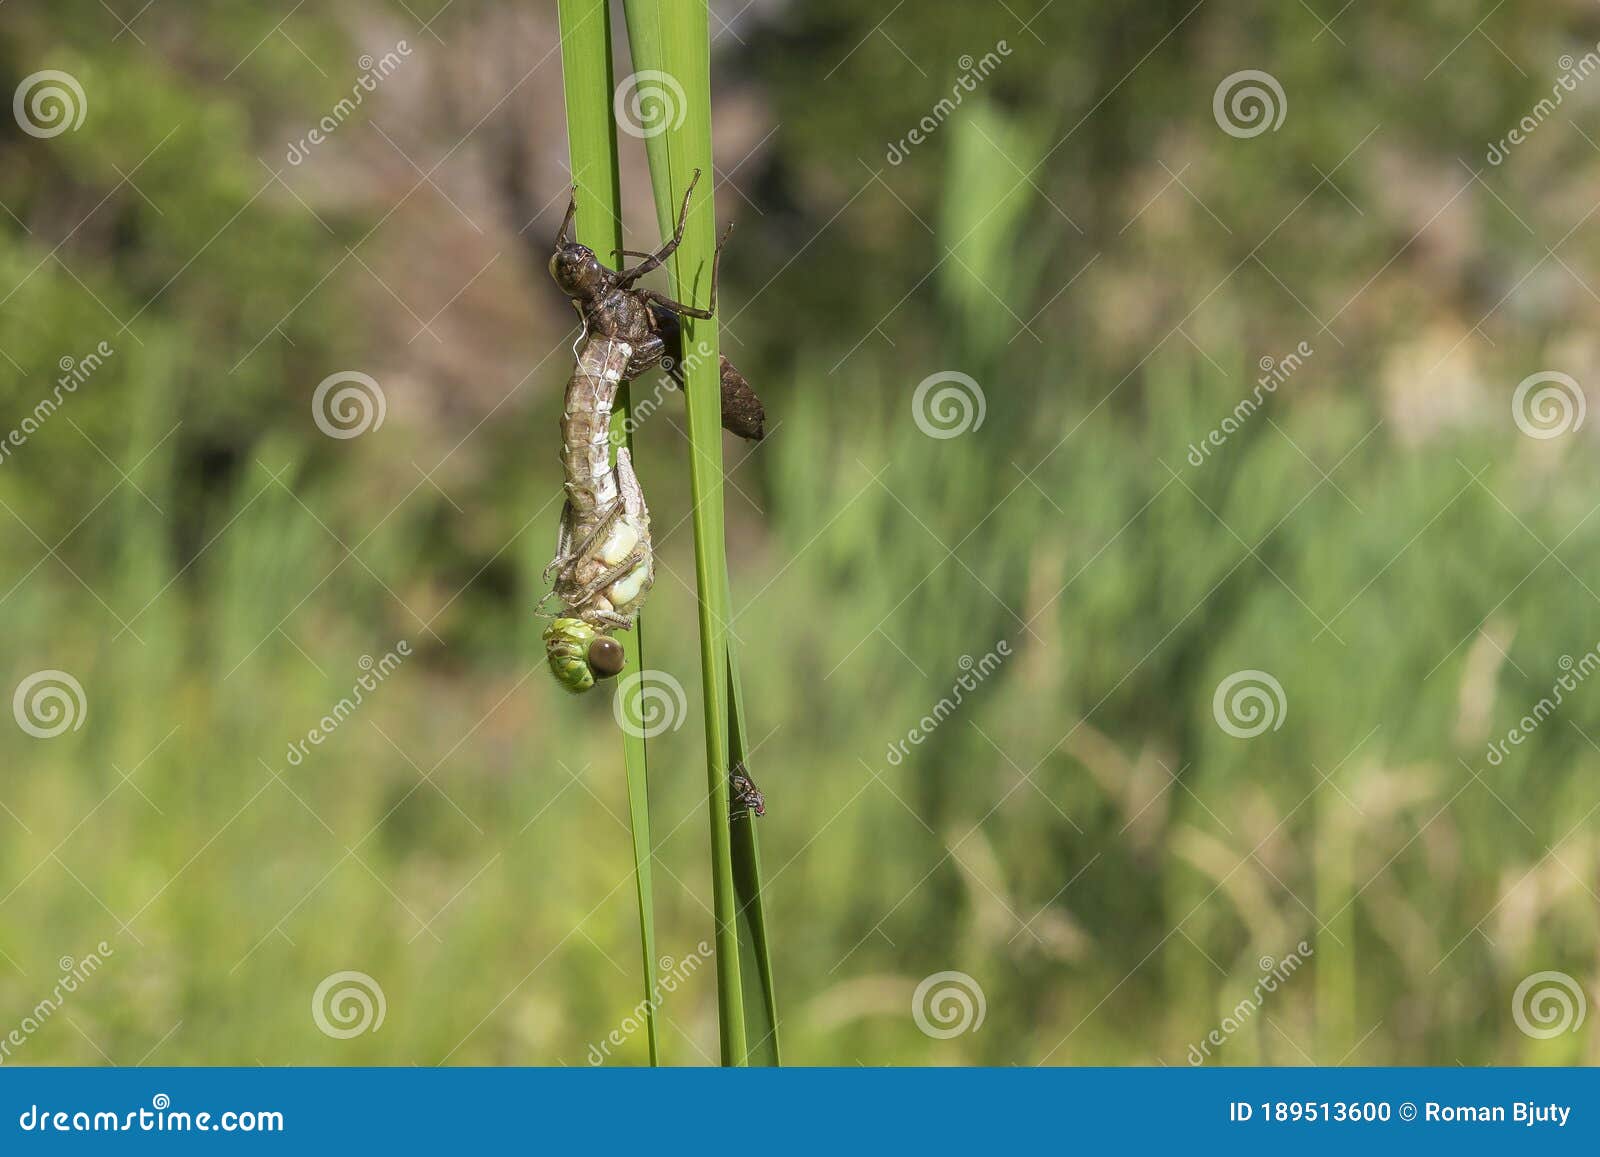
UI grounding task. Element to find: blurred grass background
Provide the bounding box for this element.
[3,0,1600,1064]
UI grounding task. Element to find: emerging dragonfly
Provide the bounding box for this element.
[541,173,766,693]
[548,168,766,440]
[540,335,652,692]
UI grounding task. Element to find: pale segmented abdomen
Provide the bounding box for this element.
[560,336,632,521]
[549,335,655,634]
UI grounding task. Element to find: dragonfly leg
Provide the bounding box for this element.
[556,188,577,247]
[588,608,634,631]
[615,169,701,287]
[548,499,624,587]
[636,222,732,320]
[640,289,709,321]
[566,547,650,609]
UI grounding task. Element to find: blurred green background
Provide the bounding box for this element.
[3,0,1600,1065]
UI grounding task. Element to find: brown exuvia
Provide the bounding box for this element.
[549,169,766,441]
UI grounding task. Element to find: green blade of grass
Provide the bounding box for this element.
[555,0,659,1067]
[728,640,780,1064]
[619,0,749,1065]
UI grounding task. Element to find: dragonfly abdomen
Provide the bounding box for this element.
[547,334,655,639]
[559,337,632,518]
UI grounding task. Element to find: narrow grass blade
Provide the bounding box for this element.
[620,0,748,1065]
[556,0,659,1066]
[728,641,780,1064]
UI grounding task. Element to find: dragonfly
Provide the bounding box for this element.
[541,173,766,693]
[540,335,653,693]
[548,168,766,441]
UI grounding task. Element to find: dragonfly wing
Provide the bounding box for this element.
[615,448,649,522]
[543,497,576,583]
[555,498,574,557]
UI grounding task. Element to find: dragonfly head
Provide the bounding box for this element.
[543,617,625,693]
[549,243,608,300]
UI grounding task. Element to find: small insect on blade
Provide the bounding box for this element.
[730,764,766,817]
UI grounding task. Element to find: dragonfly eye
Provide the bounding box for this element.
[587,636,626,678]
